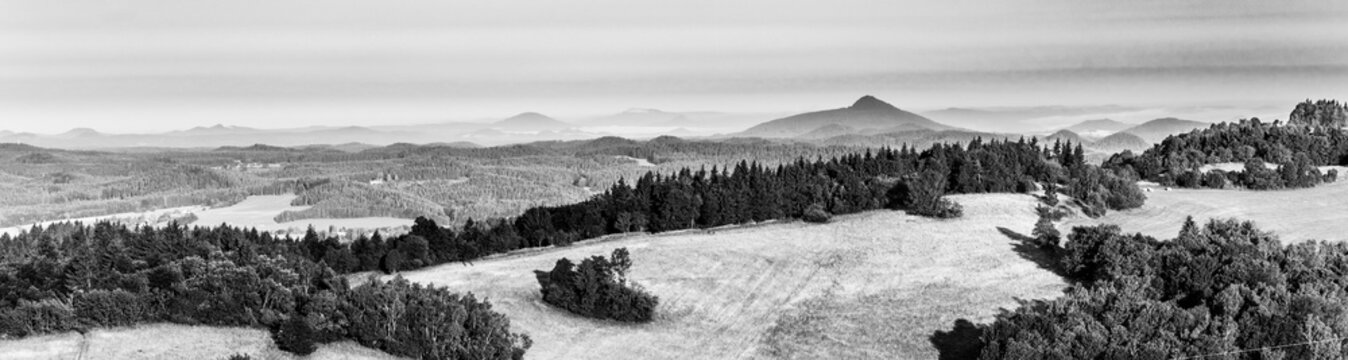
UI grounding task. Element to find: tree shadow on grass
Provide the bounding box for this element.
[996,226,1073,281]
[930,318,984,360]
[931,229,1080,359]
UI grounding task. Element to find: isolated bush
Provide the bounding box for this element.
[272,315,317,355]
[909,197,964,219]
[224,353,253,360]
[1031,215,1060,248]
[802,203,832,223]
[536,248,659,322]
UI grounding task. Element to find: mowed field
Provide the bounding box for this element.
[0,323,403,360]
[0,195,412,238]
[1063,179,1348,243]
[191,195,408,233]
[389,193,1066,359]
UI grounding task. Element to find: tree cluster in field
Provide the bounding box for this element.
[955,218,1348,359]
[534,248,658,322]
[297,140,1145,277]
[1105,113,1348,190]
[0,221,529,360]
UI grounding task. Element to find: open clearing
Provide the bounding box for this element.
[0,195,412,237]
[616,155,656,167]
[192,195,408,233]
[0,205,206,237]
[389,193,1065,359]
[1064,179,1348,243]
[0,323,403,360]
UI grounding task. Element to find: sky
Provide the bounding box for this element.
[1,0,1347,133]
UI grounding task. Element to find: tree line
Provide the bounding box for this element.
[316,139,1144,275]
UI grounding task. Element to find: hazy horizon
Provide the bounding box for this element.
[3,0,1346,133]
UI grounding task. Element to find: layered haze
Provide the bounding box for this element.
[2,0,1347,134]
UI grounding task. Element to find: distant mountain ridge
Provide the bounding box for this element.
[1044,130,1085,145]
[1033,118,1202,156]
[0,99,1218,150]
[583,108,687,127]
[1064,119,1133,139]
[1120,117,1209,144]
[1092,132,1150,153]
[495,112,570,131]
[739,95,952,138]
[921,105,1139,133]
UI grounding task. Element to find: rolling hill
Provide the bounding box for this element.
[1091,132,1151,153]
[795,124,859,140]
[494,112,572,131]
[1119,117,1209,144]
[385,193,1064,359]
[738,96,952,138]
[582,108,689,126]
[577,109,778,135]
[920,105,1139,133]
[1064,119,1133,139]
[1043,129,1084,145]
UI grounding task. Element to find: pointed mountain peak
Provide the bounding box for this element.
[850,95,897,110]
